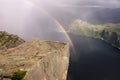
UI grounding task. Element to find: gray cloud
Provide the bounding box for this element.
[60,0,120,8]
[40,0,120,8]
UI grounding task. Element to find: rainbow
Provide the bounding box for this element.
[24,0,75,51]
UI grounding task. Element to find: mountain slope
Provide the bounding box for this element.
[69,19,120,48]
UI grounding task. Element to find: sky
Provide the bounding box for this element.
[29,0,120,8]
[0,0,120,41]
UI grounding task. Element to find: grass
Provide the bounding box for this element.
[11,71,27,80]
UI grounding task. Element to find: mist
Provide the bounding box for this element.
[0,0,120,41]
[0,0,69,41]
[1,1,120,80]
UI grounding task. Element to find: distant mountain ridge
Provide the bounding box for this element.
[69,19,120,49]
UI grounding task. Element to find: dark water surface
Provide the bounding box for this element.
[67,33,120,80]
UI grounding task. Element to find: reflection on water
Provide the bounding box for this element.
[67,33,120,80]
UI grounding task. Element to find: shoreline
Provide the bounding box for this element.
[69,33,120,50]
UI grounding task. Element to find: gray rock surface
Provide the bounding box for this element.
[0,31,25,51]
[0,38,69,80]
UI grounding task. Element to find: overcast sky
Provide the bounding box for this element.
[0,0,120,41]
[29,0,120,8]
[71,0,120,8]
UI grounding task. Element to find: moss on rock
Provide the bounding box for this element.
[11,71,27,80]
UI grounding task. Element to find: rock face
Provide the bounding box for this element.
[0,38,69,80]
[0,31,25,51]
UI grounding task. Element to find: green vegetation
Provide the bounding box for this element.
[11,71,27,80]
[69,20,120,48]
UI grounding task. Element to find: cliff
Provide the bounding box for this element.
[69,19,120,49]
[0,38,69,80]
[0,31,25,51]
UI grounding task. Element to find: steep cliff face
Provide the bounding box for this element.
[69,19,120,49]
[0,38,69,80]
[0,31,25,51]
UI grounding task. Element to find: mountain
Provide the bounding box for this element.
[0,31,25,51]
[0,38,69,80]
[69,19,120,49]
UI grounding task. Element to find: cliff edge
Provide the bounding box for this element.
[0,38,69,80]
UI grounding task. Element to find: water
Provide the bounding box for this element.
[0,1,120,79]
[67,33,120,80]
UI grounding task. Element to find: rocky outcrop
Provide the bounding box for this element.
[0,38,69,80]
[0,31,25,51]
